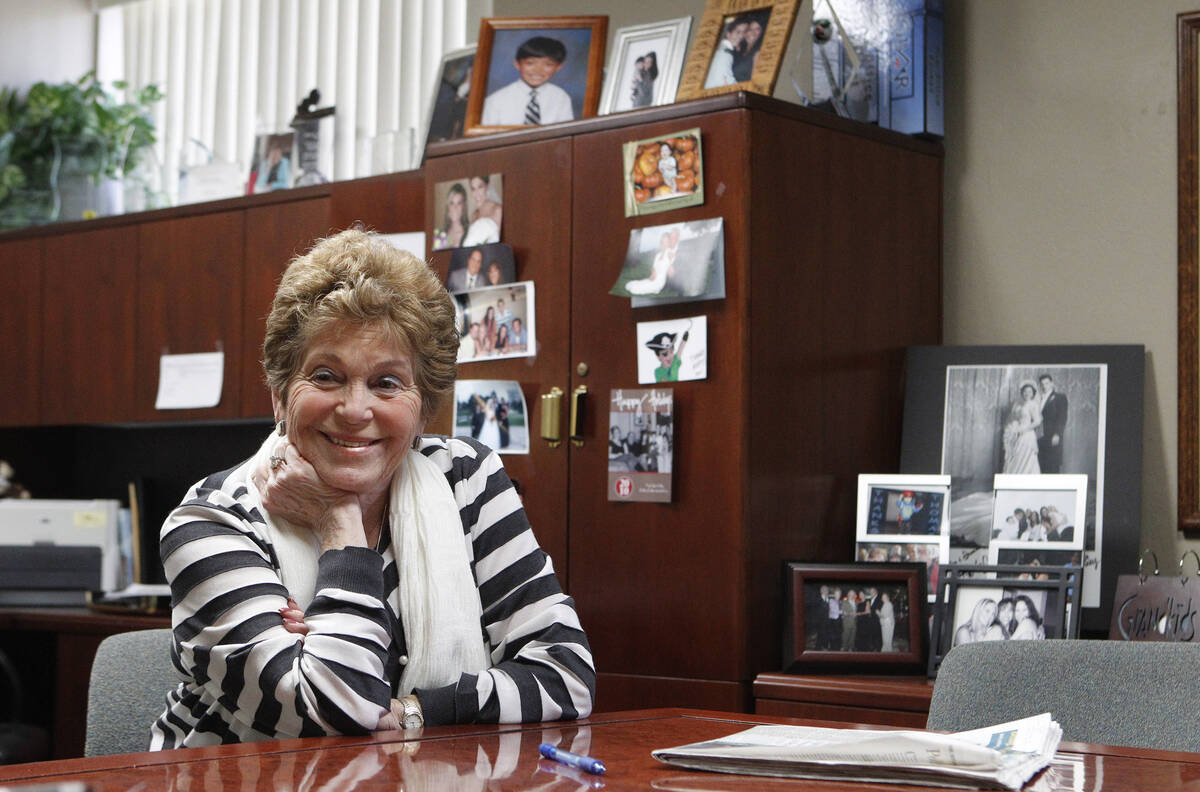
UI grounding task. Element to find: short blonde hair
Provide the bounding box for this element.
[263,228,458,423]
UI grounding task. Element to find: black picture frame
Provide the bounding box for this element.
[784,562,927,672]
[899,345,1144,634]
[928,563,1082,678]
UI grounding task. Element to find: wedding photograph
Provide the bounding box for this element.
[611,218,723,300]
[431,173,504,250]
[453,379,529,455]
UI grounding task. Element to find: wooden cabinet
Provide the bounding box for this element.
[0,238,43,426]
[753,672,934,728]
[425,94,943,713]
[41,228,139,425]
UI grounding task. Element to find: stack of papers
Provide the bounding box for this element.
[652,713,1062,790]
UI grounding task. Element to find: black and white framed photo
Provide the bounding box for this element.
[928,563,1082,677]
[784,562,927,672]
[900,345,1144,633]
[418,44,477,162]
[599,17,693,115]
[988,474,1087,550]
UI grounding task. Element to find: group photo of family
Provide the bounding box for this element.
[950,587,1051,646]
[608,414,673,475]
[453,380,529,455]
[431,173,504,250]
[444,243,515,293]
[804,583,911,654]
[704,7,772,88]
[991,501,1077,543]
[454,282,533,363]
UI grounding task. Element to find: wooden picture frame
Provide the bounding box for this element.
[1178,12,1200,534]
[899,345,1144,635]
[675,0,800,102]
[417,44,477,164]
[465,16,607,136]
[783,562,927,672]
[599,17,693,115]
[928,563,1082,678]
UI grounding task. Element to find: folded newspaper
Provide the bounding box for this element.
[652,713,1062,790]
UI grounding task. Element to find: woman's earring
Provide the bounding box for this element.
[411,435,420,450]
[276,420,287,437]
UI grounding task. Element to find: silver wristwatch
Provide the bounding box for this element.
[399,694,424,730]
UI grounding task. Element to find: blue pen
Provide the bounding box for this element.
[539,742,607,775]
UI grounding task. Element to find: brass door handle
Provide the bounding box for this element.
[569,385,588,447]
[540,387,564,447]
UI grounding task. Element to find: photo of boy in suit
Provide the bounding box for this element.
[482,36,574,126]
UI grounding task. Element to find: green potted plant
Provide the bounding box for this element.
[0,71,163,229]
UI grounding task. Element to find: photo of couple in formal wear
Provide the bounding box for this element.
[612,218,724,301]
[805,583,910,654]
[431,174,504,251]
[704,7,772,88]
[951,587,1051,646]
[939,365,1104,552]
[453,282,534,363]
[444,243,515,293]
[453,380,529,454]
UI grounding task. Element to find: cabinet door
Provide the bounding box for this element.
[41,228,139,425]
[330,170,424,231]
[241,197,331,417]
[423,139,573,580]
[136,212,245,421]
[568,111,750,685]
[0,238,43,425]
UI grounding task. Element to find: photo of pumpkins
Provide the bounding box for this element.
[630,134,700,203]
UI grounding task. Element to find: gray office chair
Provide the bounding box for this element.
[928,639,1200,752]
[84,628,178,757]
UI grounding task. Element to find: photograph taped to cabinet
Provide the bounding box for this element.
[446,243,516,293]
[453,281,535,363]
[431,173,504,251]
[608,387,673,502]
[613,218,724,303]
[623,127,703,217]
[637,316,706,384]
[453,380,529,455]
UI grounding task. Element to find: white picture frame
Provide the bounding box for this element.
[598,17,693,115]
[855,474,952,541]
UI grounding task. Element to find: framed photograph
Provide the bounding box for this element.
[899,345,1144,633]
[453,379,529,455]
[453,281,535,363]
[1180,12,1200,534]
[418,45,477,162]
[611,218,724,302]
[676,0,801,102]
[465,16,607,135]
[431,174,504,251]
[446,243,516,293]
[623,128,703,217]
[989,474,1087,551]
[855,474,950,538]
[783,562,927,672]
[928,564,1083,677]
[246,132,295,194]
[599,17,693,115]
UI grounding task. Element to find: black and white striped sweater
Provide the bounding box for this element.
[150,435,594,749]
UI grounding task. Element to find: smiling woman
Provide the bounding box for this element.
[149,228,594,749]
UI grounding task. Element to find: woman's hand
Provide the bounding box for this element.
[251,441,367,551]
[279,597,309,635]
[374,698,405,732]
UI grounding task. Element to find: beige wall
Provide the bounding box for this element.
[0,0,93,93]
[495,0,1194,563]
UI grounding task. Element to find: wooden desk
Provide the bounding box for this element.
[0,708,1194,790]
[753,673,934,727]
[0,607,170,760]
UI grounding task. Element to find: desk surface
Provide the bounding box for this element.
[0,708,1194,791]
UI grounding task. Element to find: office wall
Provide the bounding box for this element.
[495,0,1194,563]
[0,0,93,92]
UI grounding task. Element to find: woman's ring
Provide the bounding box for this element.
[269,455,286,471]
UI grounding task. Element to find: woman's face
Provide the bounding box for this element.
[1014,600,1030,621]
[998,602,1013,622]
[979,600,996,624]
[660,143,672,158]
[273,322,422,504]
[498,325,508,341]
[488,262,502,284]
[447,189,465,222]
[745,21,763,47]
[470,177,487,205]
[1021,384,1036,400]
[485,306,495,321]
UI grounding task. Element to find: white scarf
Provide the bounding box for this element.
[247,432,491,695]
